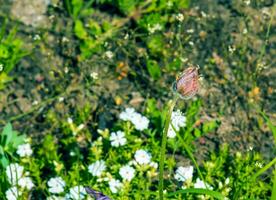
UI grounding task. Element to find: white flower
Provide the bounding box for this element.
[119,108,149,131]
[90,72,98,79]
[88,160,106,177]
[148,23,162,34]
[18,177,34,190]
[175,13,184,22]
[134,150,151,165]
[48,177,66,194]
[119,108,136,121]
[0,63,3,71]
[6,163,24,185]
[6,187,21,200]
[33,34,41,41]
[110,131,127,147]
[66,186,86,200]
[174,166,193,182]
[244,0,250,5]
[225,177,230,185]
[168,110,186,138]
[194,178,213,190]
[149,162,158,169]
[132,114,149,131]
[16,143,33,157]
[168,126,177,138]
[109,179,122,193]
[119,165,135,181]
[67,117,73,124]
[105,51,114,59]
[47,196,65,200]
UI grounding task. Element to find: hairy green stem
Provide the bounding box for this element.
[158,95,178,200]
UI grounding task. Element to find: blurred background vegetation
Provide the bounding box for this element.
[0,0,275,199]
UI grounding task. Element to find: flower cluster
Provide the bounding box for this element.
[86,149,156,194]
[119,108,149,131]
[5,163,34,200]
[168,110,187,138]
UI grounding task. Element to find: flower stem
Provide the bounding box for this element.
[158,95,178,200]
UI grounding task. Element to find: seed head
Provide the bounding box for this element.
[173,66,200,99]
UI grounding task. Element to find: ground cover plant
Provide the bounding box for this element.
[0,0,275,199]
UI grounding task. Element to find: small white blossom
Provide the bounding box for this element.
[132,114,149,131]
[225,177,230,185]
[119,165,135,181]
[194,178,213,190]
[58,97,64,102]
[119,108,136,121]
[48,177,66,194]
[167,1,173,7]
[6,187,21,200]
[0,64,3,71]
[244,0,250,5]
[18,177,34,190]
[175,13,184,22]
[66,186,86,200]
[62,36,69,43]
[88,160,106,177]
[105,51,114,59]
[6,163,24,185]
[33,34,41,41]
[119,108,149,131]
[47,196,65,200]
[149,162,158,169]
[168,110,186,138]
[16,143,33,157]
[148,23,162,34]
[187,29,194,33]
[110,131,127,147]
[243,28,248,34]
[109,179,122,193]
[67,117,73,124]
[90,72,98,79]
[134,150,151,165]
[77,124,85,131]
[174,166,194,182]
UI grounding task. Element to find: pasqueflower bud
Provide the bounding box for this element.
[173,66,200,99]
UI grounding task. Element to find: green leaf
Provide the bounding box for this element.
[72,0,83,18]
[147,34,165,55]
[0,44,9,58]
[167,188,224,200]
[146,59,161,80]
[2,123,12,146]
[203,121,218,133]
[194,128,201,138]
[11,134,25,148]
[74,20,88,39]
[0,72,13,90]
[0,155,9,168]
[177,0,190,9]
[116,0,137,15]
[260,111,276,144]
[271,170,276,200]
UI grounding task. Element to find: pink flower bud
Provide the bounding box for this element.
[173,66,200,99]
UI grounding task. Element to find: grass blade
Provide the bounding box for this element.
[167,188,224,199]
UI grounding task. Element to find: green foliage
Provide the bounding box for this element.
[0,123,26,168]
[203,144,271,199]
[0,20,28,89]
[115,0,138,15]
[146,59,161,80]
